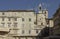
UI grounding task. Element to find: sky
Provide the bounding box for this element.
[0,0,60,18]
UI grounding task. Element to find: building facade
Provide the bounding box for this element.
[0,4,48,39]
[53,7,60,35]
[47,18,54,36]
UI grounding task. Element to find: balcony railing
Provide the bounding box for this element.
[34,25,45,29]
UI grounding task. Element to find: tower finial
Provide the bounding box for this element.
[39,3,42,7]
[39,3,42,10]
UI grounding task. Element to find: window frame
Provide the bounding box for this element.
[2,12,5,15]
[22,18,24,21]
[8,23,11,27]
[29,30,31,34]
[1,23,5,27]
[22,30,24,34]
[13,23,17,27]
[14,18,17,21]
[29,18,31,21]
[2,18,4,21]
[36,30,39,33]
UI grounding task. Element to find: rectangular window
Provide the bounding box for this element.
[22,18,24,21]
[2,12,5,15]
[40,18,41,20]
[29,18,31,21]
[2,18,4,21]
[29,30,31,34]
[14,23,17,27]
[1,23,5,27]
[14,18,17,21]
[36,30,39,33]
[22,30,24,34]
[41,23,43,25]
[34,22,37,24]
[8,18,10,21]
[8,23,11,27]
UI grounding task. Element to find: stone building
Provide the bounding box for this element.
[48,18,54,35]
[0,4,48,39]
[53,7,60,35]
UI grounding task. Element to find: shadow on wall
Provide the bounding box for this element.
[36,26,53,39]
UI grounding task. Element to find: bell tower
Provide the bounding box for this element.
[38,3,48,18]
[36,3,48,29]
[38,4,43,13]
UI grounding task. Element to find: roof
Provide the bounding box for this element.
[53,7,60,16]
[0,10,35,12]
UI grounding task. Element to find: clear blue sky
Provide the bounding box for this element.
[0,0,60,18]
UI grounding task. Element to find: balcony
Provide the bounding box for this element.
[34,25,45,29]
[0,27,9,32]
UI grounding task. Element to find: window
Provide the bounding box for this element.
[45,11,46,14]
[36,30,39,33]
[41,23,43,25]
[14,18,17,21]
[29,18,31,21]
[14,23,17,27]
[22,18,24,21]
[8,18,10,21]
[2,12,5,15]
[34,22,37,24]
[2,18,4,21]
[44,12,46,16]
[29,30,31,34]
[44,14,46,16]
[40,18,41,20]
[22,30,24,34]
[1,23,5,27]
[8,23,11,27]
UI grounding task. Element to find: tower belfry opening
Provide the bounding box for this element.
[39,4,42,10]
